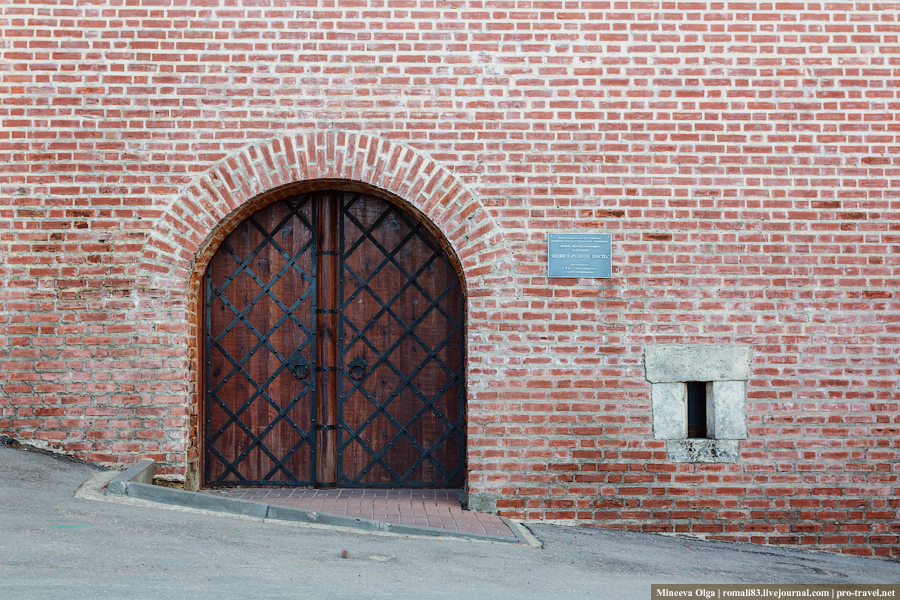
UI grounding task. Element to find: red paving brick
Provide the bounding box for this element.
[203,488,515,538]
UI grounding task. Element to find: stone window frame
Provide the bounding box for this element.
[644,345,751,463]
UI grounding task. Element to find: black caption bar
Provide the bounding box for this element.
[651,586,900,600]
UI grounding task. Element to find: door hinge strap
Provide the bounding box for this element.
[315,424,338,431]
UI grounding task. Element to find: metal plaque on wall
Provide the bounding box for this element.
[548,233,612,278]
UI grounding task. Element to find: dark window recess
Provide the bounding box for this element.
[686,382,708,438]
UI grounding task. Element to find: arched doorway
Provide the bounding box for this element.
[202,190,465,488]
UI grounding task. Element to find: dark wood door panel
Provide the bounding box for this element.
[338,192,465,487]
[204,191,464,488]
[205,197,317,484]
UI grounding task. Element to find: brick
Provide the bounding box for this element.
[1,0,898,558]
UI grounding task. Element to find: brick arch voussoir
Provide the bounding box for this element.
[140,131,513,294]
[136,131,514,487]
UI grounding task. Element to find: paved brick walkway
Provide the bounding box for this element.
[204,488,515,538]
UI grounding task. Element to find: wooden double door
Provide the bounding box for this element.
[203,191,465,488]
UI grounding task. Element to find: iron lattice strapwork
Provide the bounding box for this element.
[205,196,318,485]
[337,193,465,488]
[204,191,465,489]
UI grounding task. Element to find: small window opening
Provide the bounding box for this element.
[686,381,708,438]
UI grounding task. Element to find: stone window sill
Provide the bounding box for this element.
[665,439,739,463]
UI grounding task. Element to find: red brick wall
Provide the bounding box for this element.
[1,0,898,557]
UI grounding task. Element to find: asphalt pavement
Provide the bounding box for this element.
[1,443,897,600]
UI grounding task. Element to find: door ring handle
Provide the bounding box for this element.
[347,356,367,381]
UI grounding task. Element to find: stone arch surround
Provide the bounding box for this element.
[137,131,514,489]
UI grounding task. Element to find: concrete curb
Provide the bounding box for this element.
[126,483,270,518]
[106,458,155,495]
[266,504,520,543]
[105,462,522,544]
[500,517,542,547]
